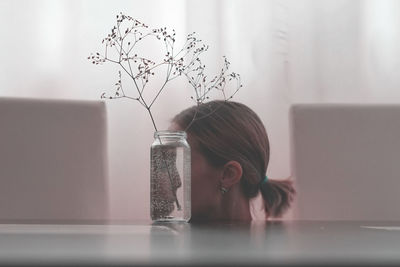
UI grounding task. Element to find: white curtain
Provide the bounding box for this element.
[1,0,400,220]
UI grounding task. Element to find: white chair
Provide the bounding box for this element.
[290,104,400,220]
[0,97,109,223]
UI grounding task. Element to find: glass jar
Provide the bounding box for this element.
[150,131,191,222]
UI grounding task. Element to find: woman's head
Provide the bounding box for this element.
[171,100,295,221]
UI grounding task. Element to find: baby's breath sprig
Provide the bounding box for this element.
[89,12,242,132]
[89,13,242,212]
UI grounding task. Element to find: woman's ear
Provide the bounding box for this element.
[220,160,243,189]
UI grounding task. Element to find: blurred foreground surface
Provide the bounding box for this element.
[1,220,400,266]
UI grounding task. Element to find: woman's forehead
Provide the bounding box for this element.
[167,122,181,131]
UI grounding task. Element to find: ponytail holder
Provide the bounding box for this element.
[261,175,268,185]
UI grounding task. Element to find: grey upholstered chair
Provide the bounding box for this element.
[0,97,109,223]
[290,104,400,220]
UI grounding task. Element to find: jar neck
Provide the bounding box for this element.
[154,130,187,140]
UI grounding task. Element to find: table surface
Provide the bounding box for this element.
[1,220,400,266]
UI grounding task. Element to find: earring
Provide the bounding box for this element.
[220,187,229,195]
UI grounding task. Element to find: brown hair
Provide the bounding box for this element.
[172,100,296,218]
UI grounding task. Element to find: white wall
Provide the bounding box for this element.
[1,0,400,221]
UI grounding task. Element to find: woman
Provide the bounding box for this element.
[170,100,296,222]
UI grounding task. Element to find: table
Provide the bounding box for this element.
[1,221,400,266]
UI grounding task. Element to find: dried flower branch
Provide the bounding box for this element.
[89,13,242,214]
[89,12,242,132]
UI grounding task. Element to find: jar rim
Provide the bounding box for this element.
[154,130,187,138]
